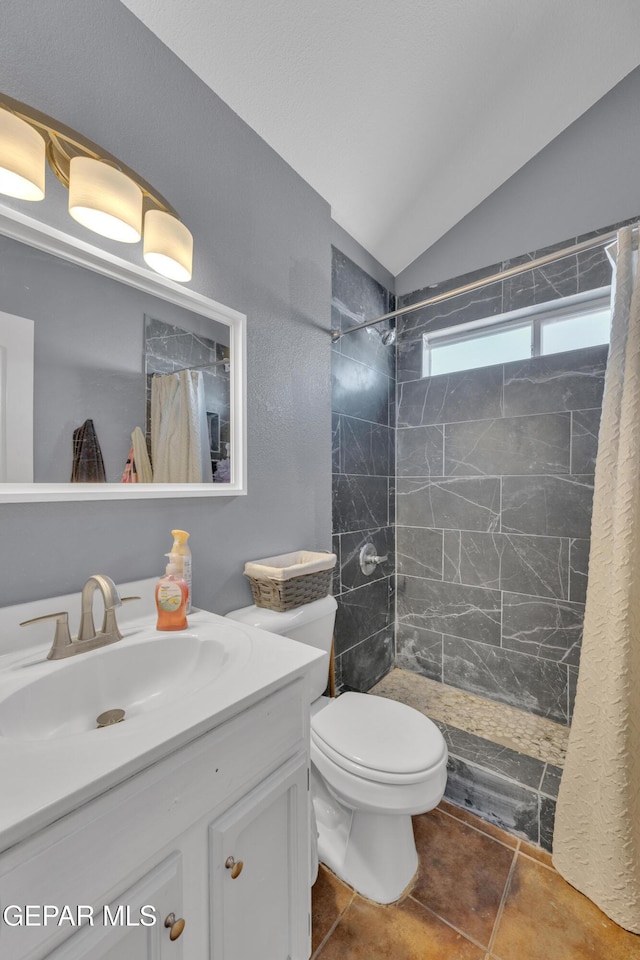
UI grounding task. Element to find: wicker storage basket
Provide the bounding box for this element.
[244,550,336,612]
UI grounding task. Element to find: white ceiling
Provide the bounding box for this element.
[121,0,640,276]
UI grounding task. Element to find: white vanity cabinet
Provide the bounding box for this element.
[45,854,185,960]
[0,678,311,960]
[208,757,309,960]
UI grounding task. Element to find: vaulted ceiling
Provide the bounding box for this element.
[121,0,640,275]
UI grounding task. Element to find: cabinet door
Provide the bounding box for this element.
[209,756,310,960]
[45,853,184,960]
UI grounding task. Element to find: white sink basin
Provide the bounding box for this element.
[0,577,324,855]
[0,620,252,741]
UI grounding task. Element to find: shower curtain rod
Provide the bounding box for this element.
[154,357,230,374]
[330,225,635,342]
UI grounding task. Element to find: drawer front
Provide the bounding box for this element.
[0,853,184,960]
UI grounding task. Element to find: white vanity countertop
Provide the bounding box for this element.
[0,579,324,854]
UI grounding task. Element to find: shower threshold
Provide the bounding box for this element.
[370,669,565,851]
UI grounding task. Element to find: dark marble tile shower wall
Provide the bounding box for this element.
[395,229,618,724]
[331,248,396,692]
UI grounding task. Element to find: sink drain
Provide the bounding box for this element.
[96,708,125,729]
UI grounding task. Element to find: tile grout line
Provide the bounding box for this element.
[517,849,558,873]
[436,807,519,854]
[536,792,542,847]
[406,896,491,954]
[446,749,545,793]
[569,409,574,475]
[486,842,520,958]
[394,522,591,543]
[311,889,356,959]
[394,337,399,668]
[538,761,547,793]
[397,569,585,606]
[398,403,605,424]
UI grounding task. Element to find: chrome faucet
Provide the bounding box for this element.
[20,575,140,660]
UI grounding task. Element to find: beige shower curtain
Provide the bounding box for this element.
[150,369,212,483]
[553,225,640,932]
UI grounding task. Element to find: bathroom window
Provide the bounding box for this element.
[422,290,611,378]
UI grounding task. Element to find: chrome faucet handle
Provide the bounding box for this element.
[359,543,389,576]
[20,611,72,660]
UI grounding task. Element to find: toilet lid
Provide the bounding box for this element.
[312,693,445,775]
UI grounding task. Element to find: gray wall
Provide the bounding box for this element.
[396,66,640,295]
[0,0,332,610]
[395,231,613,724]
[331,248,395,692]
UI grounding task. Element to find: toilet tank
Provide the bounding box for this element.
[226,595,337,701]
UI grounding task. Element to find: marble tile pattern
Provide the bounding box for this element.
[442,531,569,599]
[396,308,606,721]
[503,346,607,417]
[396,623,443,681]
[500,474,594,539]
[501,593,584,665]
[331,247,395,692]
[444,413,571,477]
[398,577,502,647]
[397,527,443,581]
[568,538,590,604]
[336,629,395,693]
[334,576,393,656]
[397,364,504,427]
[442,632,572,724]
[397,477,501,532]
[333,225,617,718]
[397,424,444,477]
[571,407,602,474]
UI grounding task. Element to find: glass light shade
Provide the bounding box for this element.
[143,209,193,282]
[68,156,142,243]
[0,109,45,200]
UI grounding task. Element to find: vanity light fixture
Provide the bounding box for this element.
[68,156,143,244]
[143,208,193,283]
[0,95,193,281]
[0,108,45,201]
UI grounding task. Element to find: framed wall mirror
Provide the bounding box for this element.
[0,204,246,502]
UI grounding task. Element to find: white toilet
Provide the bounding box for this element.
[226,594,448,904]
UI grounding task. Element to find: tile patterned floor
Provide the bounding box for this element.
[311,800,640,960]
[371,669,569,766]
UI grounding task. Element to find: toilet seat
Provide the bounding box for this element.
[311,693,447,785]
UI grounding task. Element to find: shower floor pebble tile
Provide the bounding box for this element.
[370,669,569,766]
[311,802,640,960]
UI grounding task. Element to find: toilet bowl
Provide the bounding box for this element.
[226,596,448,904]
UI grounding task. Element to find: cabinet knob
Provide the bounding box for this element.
[225,855,244,879]
[164,913,186,941]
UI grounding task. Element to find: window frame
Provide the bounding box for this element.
[421,287,611,379]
